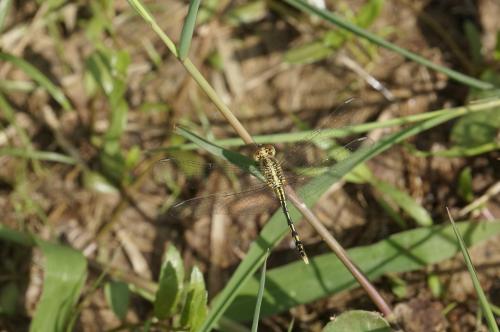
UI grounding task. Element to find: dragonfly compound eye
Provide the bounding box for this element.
[253,144,276,161]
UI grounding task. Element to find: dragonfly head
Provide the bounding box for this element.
[253,144,276,161]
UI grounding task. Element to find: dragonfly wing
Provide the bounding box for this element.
[168,184,277,218]
[157,157,249,178]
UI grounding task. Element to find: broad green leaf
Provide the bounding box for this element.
[30,240,87,332]
[224,220,500,321]
[180,267,208,332]
[195,106,493,331]
[104,281,130,320]
[322,310,391,332]
[154,244,184,319]
[450,108,500,148]
[372,179,433,226]
[0,53,72,111]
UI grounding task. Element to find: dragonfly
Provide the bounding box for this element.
[159,100,368,264]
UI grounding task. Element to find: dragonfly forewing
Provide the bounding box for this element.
[167,184,277,218]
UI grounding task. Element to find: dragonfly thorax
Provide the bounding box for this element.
[253,145,286,190]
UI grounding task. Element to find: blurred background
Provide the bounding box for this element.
[0,0,499,331]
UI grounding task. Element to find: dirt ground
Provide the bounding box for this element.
[0,0,499,331]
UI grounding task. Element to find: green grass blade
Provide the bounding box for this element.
[30,240,87,332]
[446,210,499,332]
[127,0,178,56]
[191,107,474,331]
[0,52,73,111]
[0,0,13,32]
[178,0,202,60]
[251,250,269,332]
[0,147,77,164]
[159,98,500,151]
[372,179,433,226]
[225,220,500,320]
[281,0,494,90]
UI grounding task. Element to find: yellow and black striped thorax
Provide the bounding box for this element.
[253,144,286,190]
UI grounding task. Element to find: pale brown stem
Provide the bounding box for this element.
[285,185,395,320]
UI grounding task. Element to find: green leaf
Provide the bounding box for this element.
[154,244,185,319]
[451,108,500,148]
[458,167,474,203]
[427,273,443,298]
[355,0,384,28]
[104,281,130,320]
[322,310,391,332]
[180,267,208,332]
[0,52,72,111]
[30,240,87,332]
[224,220,500,321]
[373,179,433,226]
[197,107,488,331]
[388,274,407,299]
[178,0,202,60]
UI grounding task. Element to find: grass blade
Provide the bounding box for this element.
[446,208,499,332]
[191,106,477,331]
[225,220,500,320]
[159,98,500,151]
[0,147,76,164]
[373,179,433,226]
[178,0,202,60]
[281,0,494,90]
[251,250,269,332]
[0,52,72,111]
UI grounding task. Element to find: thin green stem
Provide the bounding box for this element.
[282,0,494,90]
[127,0,254,145]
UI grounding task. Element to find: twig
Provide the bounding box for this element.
[458,181,500,217]
[285,186,395,319]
